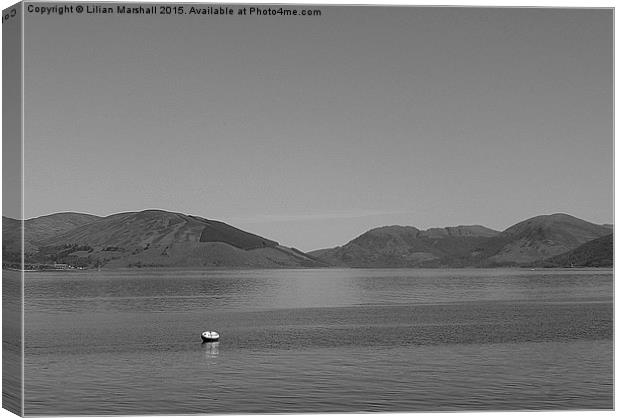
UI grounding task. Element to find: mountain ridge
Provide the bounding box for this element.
[3,210,325,269]
[2,211,612,269]
[309,213,612,268]
[539,233,613,267]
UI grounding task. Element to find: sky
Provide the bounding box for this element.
[17,6,613,251]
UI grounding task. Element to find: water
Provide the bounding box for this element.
[3,270,22,415]
[21,268,613,414]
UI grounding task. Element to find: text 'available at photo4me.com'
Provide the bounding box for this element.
[5,3,323,19]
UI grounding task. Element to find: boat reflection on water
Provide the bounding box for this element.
[203,342,219,358]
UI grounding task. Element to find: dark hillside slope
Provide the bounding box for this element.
[3,212,101,261]
[310,225,500,267]
[540,234,613,267]
[2,217,22,263]
[310,214,611,267]
[485,214,612,264]
[33,209,323,268]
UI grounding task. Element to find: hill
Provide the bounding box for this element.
[3,212,101,261]
[309,225,500,268]
[539,234,613,267]
[22,210,325,269]
[310,214,612,268]
[2,217,22,263]
[24,212,102,242]
[485,213,612,265]
[4,211,611,269]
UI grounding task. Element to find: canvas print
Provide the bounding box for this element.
[2,2,614,416]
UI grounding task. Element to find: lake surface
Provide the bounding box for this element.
[22,268,613,414]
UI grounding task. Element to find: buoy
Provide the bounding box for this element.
[201,331,220,342]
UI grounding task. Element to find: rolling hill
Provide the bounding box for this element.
[3,211,612,269]
[310,214,612,268]
[2,217,22,263]
[3,212,102,257]
[309,225,501,268]
[485,213,612,265]
[4,210,326,269]
[540,233,613,267]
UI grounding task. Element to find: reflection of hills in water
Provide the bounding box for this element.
[2,210,612,269]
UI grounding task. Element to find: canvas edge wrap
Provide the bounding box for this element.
[2,2,24,416]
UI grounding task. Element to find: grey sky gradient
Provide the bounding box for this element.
[21,6,612,251]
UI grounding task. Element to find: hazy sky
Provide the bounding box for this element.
[20,6,612,251]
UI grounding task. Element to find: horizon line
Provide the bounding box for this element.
[6,208,614,231]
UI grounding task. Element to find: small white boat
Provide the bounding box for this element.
[201,331,220,342]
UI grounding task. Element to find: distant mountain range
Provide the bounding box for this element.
[2,211,613,269]
[309,213,613,268]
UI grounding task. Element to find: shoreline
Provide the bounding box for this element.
[6,266,614,273]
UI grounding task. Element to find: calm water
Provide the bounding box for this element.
[22,268,613,415]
